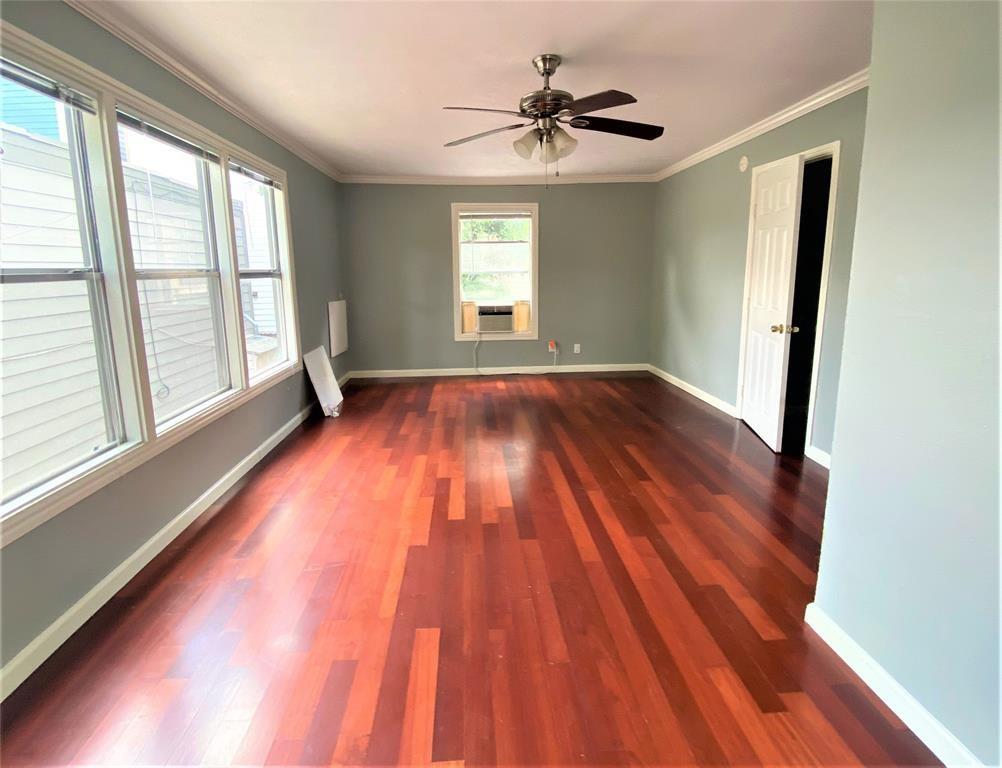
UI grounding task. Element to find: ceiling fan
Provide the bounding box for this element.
[443,54,664,165]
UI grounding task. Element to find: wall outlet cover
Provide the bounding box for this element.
[547,340,557,352]
[573,343,581,354]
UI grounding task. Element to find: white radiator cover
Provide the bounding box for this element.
[328,300,348,356]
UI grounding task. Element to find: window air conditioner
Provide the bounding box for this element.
[477,304,514,333]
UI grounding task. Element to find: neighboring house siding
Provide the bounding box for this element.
[1,127,274,494]
[1,127,85,268]
[1,281,110,498]
[1,126,110,497]
[120,164,227,422]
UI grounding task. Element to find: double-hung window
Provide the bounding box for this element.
[227,163,293,379]
[452,203,538,341]
[0,59,124,502]
[0,40,301,534]
[116,113,234,429]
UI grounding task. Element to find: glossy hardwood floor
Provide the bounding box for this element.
[2,374,938,767]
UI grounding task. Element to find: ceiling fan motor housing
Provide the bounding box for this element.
[519,89,574,119]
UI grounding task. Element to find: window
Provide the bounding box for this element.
[452,203,538,340]
[0,60,124,501]
[227,164,292,378]
[117,113,233,428]
[0,38,302,533]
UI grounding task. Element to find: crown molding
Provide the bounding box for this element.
[651,67,869,181]
[337,172,661,186]
[60,1,866,187]
[62,0,344,182]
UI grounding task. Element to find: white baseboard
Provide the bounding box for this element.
[0,405,313,701]
[804,444,832,469]
[341,365,744,425]
[646,365,739,417]
[342,363,648,381]
[804,603,983,767]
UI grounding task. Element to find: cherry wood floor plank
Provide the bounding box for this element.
[399,628,441,766]
[1,373,940,767]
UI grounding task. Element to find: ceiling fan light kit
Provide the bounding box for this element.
[512,125,578,163]
[444,53,664,176]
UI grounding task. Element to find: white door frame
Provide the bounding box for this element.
[735,141,841,456]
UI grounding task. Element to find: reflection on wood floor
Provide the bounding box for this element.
[1,374,939,767]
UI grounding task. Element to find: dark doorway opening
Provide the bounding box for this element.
[781,157,832,455]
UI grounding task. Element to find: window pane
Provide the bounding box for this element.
[461,270,532,303]
[118,123,214,270]
[1,75,91,269]
[138,277,229,424]
[240,277,287,377]
[229,169,278,271]
[459,216,530,243]
[1,280,117,500]
[460,239,532,303]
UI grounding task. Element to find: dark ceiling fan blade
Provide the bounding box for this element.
[567,115,664,140]
[565,90,637,115]
[445,122,534,147]
[444,106,528,118]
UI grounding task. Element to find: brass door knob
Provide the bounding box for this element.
[787,325,800,334]
[770,324,785,333]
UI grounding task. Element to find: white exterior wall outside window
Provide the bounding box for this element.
[0,40,301,545]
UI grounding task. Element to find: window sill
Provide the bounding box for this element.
[0,359,303,548]
[455,331,539,342]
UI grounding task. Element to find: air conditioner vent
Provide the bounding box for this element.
[477,304,514,333]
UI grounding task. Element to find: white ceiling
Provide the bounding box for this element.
[75,1,873,180]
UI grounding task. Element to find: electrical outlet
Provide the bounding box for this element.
[547,339,557,353]
[573,343,581,354]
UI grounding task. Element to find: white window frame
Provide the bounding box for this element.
[0,24,303,546]
[224,159,300,382]
[0,70,130,504]
[114,109,241,431]
[451,202,539,342]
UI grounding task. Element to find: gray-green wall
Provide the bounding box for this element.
[649,90,868,455]
[340,183,655,371]
[0,2,347,664]
[12,13,996,764]
[814,2,999,763]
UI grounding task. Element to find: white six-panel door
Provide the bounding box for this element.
[739,155,804,451]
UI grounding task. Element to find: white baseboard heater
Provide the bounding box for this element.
[477,304,514,333]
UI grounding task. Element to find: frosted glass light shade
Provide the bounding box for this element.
[537,127,577,164]
[513,129,540,160]
[552,126,578,158]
